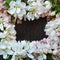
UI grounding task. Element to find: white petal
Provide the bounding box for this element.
[11,54,18,60]
[27,54,34,59]
[0,50,5,55]
[43,54,46,59]
[11,55,15,60]
[7,50,13,55]
[9,1,16,8]
[16,8,20,14]
[26,12,35,21]
[0,33,6,38]
[38,56,43,60]
[3,54,8,59]
[8,8,16,15]
[0,24,4,31]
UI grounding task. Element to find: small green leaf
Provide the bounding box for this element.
[0,19,4,24]
[47,54,53,60]
[54,0,57,5]
[54,5,60,13]
[5,0,11,8]
[5,0,17,8]
[6,0,11,4]
[57,25,60,29]
[49,0,60,13]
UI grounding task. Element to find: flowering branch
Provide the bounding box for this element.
[0,0,60,60]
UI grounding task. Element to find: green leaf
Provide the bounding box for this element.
[54,0,57,5]
[0,38,2,41]
[5,0,11,8]
[0,19,4,24]
[5,0,17,8]
[54,5,60,13]
[57,25,60,29]
[5,0,11,4]
[48,0,53,3]
[47,54,53,60]
[48,0,60,13]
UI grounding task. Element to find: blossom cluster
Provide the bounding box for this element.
[0,0,60,60]
[0,17,16,41]
[8,0,51,21]
[0,0,16,41]
[0,37,59,60]
[45,18,60,42]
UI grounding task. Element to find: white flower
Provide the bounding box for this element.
[26,12,35,21]
[26,0,51,21]
[26,2,44,20]
[4,16,11,23]
[28,41,39,53]
[27,0,35,4]
[9,40,28,58]
[45,1,52,11]
[8,0,51,21]
[27,0,44,4]
[44,18,60,55]
[4,23,16,40]
[11,54,18,60]
[45,18,60,42]
[8,0,26,20]
[27,54,34,59]
[49,11,56,16]
[53,50,58,55]
[0,31,7,38]
[0,23,4,31]
[0,40,14,59]
[0,17,16,40]
[37,54,46,60]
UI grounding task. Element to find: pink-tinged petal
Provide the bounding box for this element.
[56,14,60,19]
[2,11,7,18]
[0,0,3,2]
[45,12,49,16]
[56,31,60,36]
[2,5,7,9]
[47,16,50,21]
[2,13,7,18]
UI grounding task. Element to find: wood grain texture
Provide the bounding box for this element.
[15,17,47,41]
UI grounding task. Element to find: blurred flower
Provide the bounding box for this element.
[49,11,56,16]
[0,0,3,2]
[53,50,58,55]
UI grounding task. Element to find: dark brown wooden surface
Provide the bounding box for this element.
[15,17,47,41]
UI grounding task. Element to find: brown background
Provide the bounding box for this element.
[15,17,47,41]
